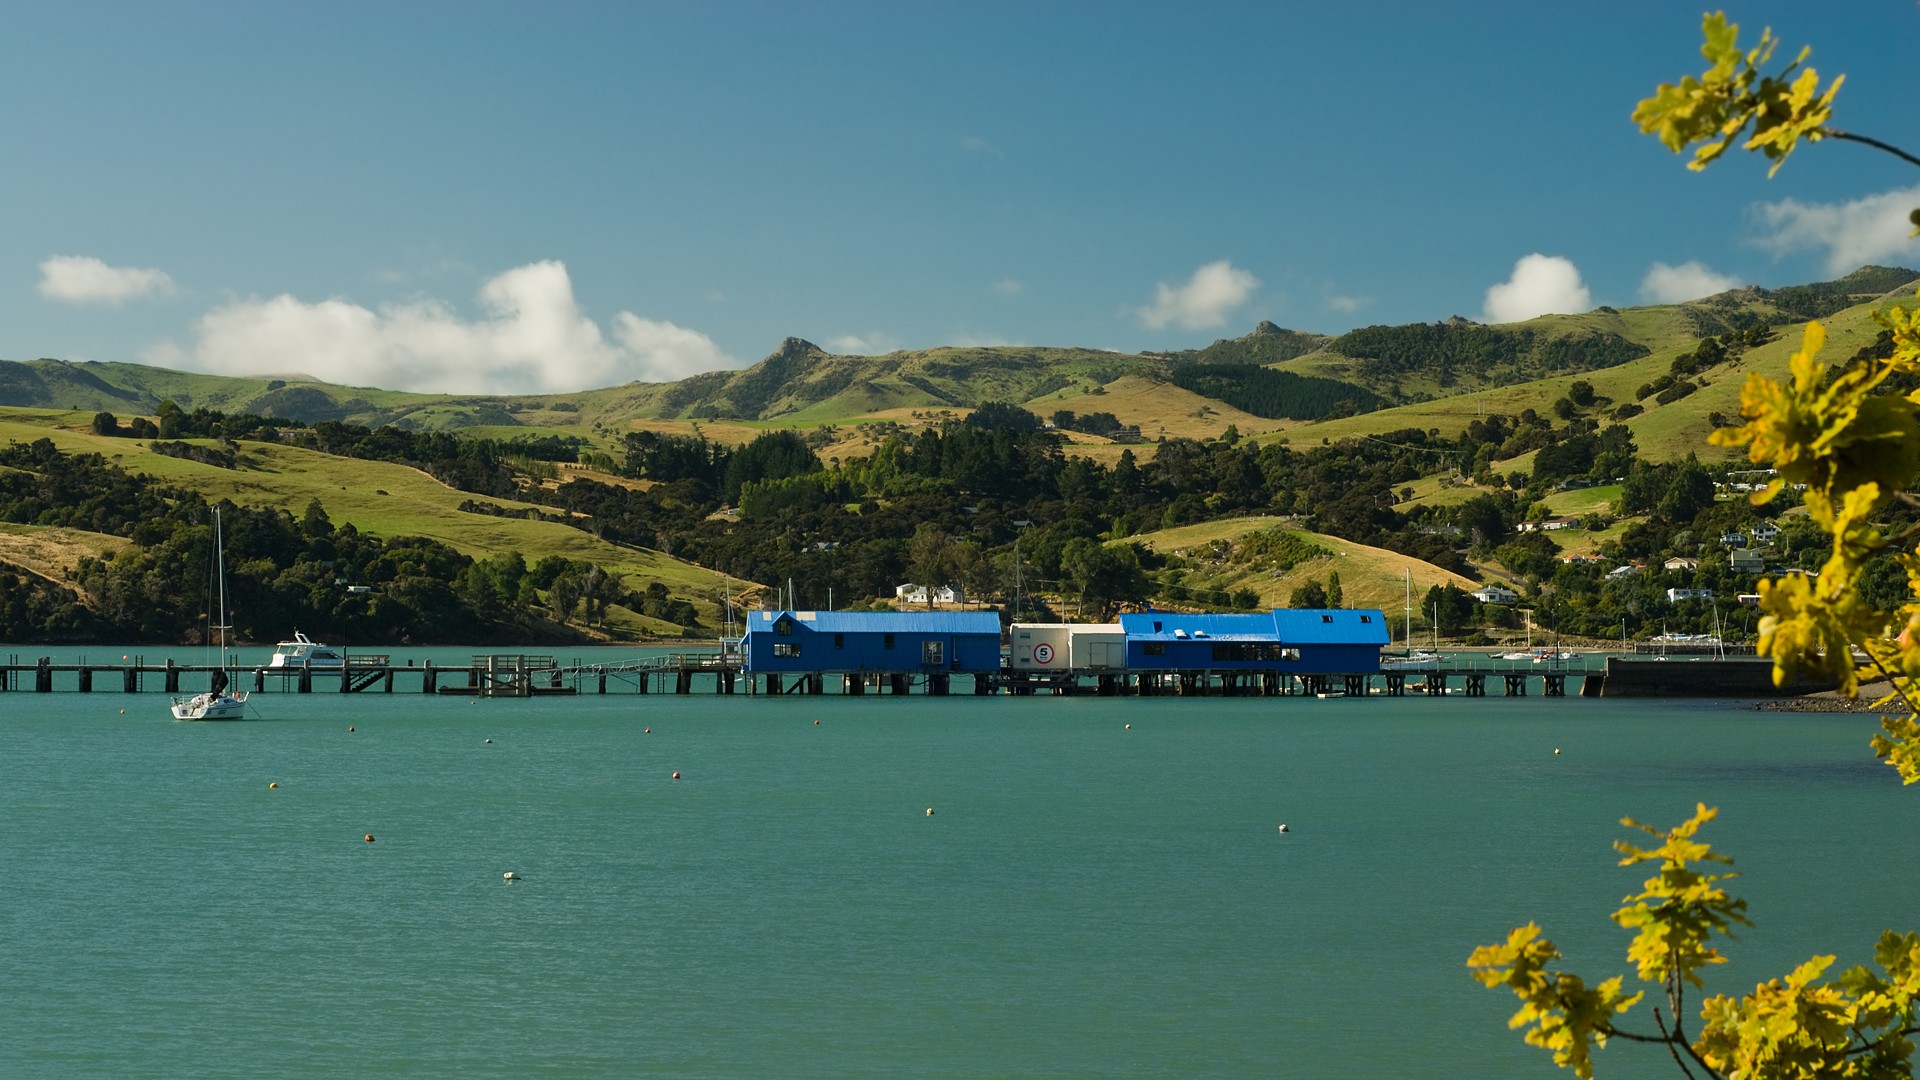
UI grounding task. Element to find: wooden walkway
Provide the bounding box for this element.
[0,652,1595,699]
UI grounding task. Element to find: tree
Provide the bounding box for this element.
[1326,570,1343,608]
[1476,14,1920,1077]
[1287,579,1328,608]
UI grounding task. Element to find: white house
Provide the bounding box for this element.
[1663,557,1699,571]
[1472,584,1520,604]
[894,583,966,606]
[1666,587,1713,603]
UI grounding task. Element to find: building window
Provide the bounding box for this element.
[834,633,844,649]
[1321,614,1334,623]
[1153,621,1163,632]
[776,619,793,636]
[922,641,944,666]
[772,643,801,658]
[1359,615,1372,623]
[1281,647,1300,661]
[884,634,895,649]
[1143,642,1166,656]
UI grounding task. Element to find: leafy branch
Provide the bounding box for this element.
[1477,12,1920,1077]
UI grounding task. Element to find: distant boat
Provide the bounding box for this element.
[267,631,346,669]
[171,509,251,721]
[1383,650,1443,670]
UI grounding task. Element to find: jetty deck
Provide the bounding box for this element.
[0,652,1820,700]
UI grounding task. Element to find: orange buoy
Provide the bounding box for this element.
[348,726,355,732]
[364,834,375,843]
[1124,723,1131,730]
[644,728,651,734]
[814,719,820,726]
[671,771,681,780]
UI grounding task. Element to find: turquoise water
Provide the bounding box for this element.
[3,675,1914,1078]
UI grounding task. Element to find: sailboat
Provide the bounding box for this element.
[171,508,251,721]
[1382,569,1442,669]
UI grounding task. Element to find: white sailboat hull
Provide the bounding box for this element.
[171,691,250,721]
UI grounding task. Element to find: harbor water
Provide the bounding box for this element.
[3,657,1915,1078]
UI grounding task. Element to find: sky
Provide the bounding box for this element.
[3,1,1918,395]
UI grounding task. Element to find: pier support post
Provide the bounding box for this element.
[423,661,438,694]
[1385,672,1405,697]
[844,673,865,696]
[1464,674,1485,697]
[675,670,692,695]
[298,661,311,694]
[126,665,140,693]
[766,674,783,696]
[598,670,608,694]
[78,667,92,692]
[37,657,52,693]
[1544,674,1567,697]
[254,668,265,692]
[165,659,179,694]
[929,672,949,696]
[718,670,734,694]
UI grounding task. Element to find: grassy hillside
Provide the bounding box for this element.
[0,407,757,629]
[1123,516,1477,621]
[1264,290,1902,463]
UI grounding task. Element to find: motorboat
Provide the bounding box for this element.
[267,631,346,669]
[171,508,251,721]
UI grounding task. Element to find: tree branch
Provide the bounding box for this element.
[1823,128,1920,171]
[1651,1008,1702,1080]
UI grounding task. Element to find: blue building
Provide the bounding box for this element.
[1119,609,1390,673]
[741,610,1003,674]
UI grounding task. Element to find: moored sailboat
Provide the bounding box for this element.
[171,508,251,721]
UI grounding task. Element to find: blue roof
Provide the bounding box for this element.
[1119,612,1280,641]
[1271,608,1391,645]
[748,610,1002,635]
[1118,609,1390,645]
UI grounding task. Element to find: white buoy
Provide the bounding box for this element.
[484,738,493,744]
[1554,748,1561,755]
[926,807,935,816]
[1277,823,1289,833]
[503,871,519,882]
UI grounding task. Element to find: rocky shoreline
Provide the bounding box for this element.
[1756,679,1916,714]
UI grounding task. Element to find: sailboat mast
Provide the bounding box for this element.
[215,508,230,673]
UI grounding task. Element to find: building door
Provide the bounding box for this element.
[922,640,944,667]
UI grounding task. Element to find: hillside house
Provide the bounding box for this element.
[1730,549,1765,573]
[894,583,965,606]
[1472,585,1520,604]
[1666,588,1713,603]
[1663,557,1699,572]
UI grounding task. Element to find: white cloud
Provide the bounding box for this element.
[825,332,902,355]
[1482,253,1592,323]
[1639,260,1742,304]
[1754,183,1920,275]
[38,255,175,305]
[1136,260,1259,330]
[1326,294,1371,314]
[992,278,1024,296]
[145,260,734,393]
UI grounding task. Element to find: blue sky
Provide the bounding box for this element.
[4,2,1918,394]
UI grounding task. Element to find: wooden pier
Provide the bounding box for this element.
[0,652,1603,699]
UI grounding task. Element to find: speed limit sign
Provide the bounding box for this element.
[1033,642,1055,665]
